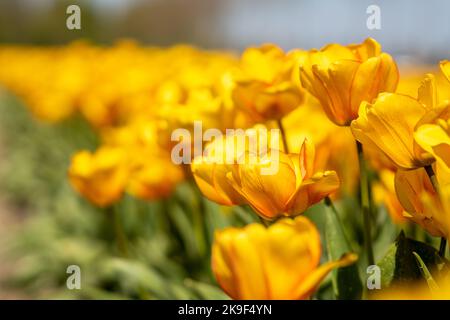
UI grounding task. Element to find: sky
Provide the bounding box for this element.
[13,0,450,61]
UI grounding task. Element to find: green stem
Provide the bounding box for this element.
[424,164,447,258]
[324,196,339,218]
[277,119,289,153]
[356,141,375,266]
[111,205,129,258]
[193,192,207,258]
[439,238,447,258]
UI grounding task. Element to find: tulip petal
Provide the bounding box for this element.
[212,217,324,300]
[307,171,341,203]
[349,37,381,61]
[262,217,322,299]
[229,151,297,219]
[351,93,428,169]
[313,63,356,125]
[417,74,437,110]
[212,224,269,300]
[286,170,340,215]
[394,168,444,237]
[328,59,360,123]
[415,123,450,170]
[68,147,129,207]
[293,253,358,299]
[321,43,355,62]
[192,160,232,205]
[350,53,398,115]
[298,138,316,179]
[440,60,450,83]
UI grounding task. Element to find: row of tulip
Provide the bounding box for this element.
[1,38,449,299]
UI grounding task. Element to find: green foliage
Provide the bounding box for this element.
[0,93,239,299]
[324,199,363,300]
[377,231,444,289]
[0,93,446,300]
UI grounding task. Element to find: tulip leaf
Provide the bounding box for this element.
[412,252,440,292]
[324,201,363,300]
[377,231,444,289]
[183,278,230,300]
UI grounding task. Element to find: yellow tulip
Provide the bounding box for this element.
[68,147,129,207]
[394,167,450,239]
[227,139,340,219]
[396,65,450,102]
[441,60,450,82]
[372,278,450,300]
[415,119,450,186]
[191,129,255,206]
[232,44,304,121]
[351,74,449,169]
[283,101,359,196]
[212,216,357,300]
[372,170,407,224]
[126,156,184,201]
[299,38,398,126]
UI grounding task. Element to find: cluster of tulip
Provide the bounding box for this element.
[1,38,450,299]
[0,41,240,206]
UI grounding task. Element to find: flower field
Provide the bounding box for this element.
[0,36,450,300]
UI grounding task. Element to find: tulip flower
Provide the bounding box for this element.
[351,74,450,169]
[231,44,304,121]
[441,60,450,82]
[372,170,407,224]
[299,38,399,126]
[283,102,360,196]
[227,139,340,219]
[396,66,450,103]
[211,216,357,300]
[191,128,339,219]
[373,280,450,300]
[394,167,450,239]
[415,120,450,185]
[127,156,184,201]
[68,147,129,207]
[191,133,247,206]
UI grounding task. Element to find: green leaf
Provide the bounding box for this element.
[412,252,440,292]
[183,278,230,300]
[324,201,363,300]
[378,231,443,288]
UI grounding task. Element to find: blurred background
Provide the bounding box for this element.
[0,0,449,61]
[0,0,448,299]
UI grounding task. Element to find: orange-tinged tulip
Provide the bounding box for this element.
[227,139,340,219]
[441,60,450,82]
[396,65,450,102]
[372,275,450,300]
[299,38,398,126]
[394,167,450,239]
[212,216,357,300]
[232,44,304,121]
[68,147,129,207]
[351,74,449,169]
[372,170,407,224]
[415,119,450,186]
[127,156,184,201]
[190,128,271,206]
[283,102,359,196]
